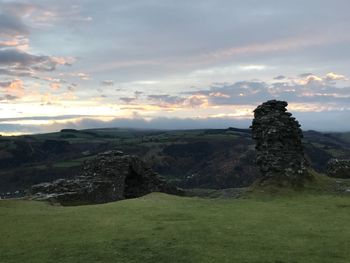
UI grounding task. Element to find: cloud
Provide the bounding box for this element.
[0,49,75,82]
[0,68,33,77]
[184,95,208,108]
[0,12,29,37]
[134,91,143,97]
[67,83,77,91]
[190,34,343,67]
[325,72,347,81]
[294,72,348,86]
[105,71,350,113]
[186,81,270,105]
[0,2,75,87]
[274,75,286,80]
[0,81,12,88]
[119,97,137,104]
[239,65,267,71]
[0,116,251,135]
[148,95,185,105]
[69,72,90,80]
[0,2,36,18]
[295,74,323,85]
[2,111,350,136]
[0,49,73,72]
[0,39,26,49]
[145,94,209,109]
[0,94,18,101]
[179,72,350,107]
[0,115,93,122]
[101,80,114,86]
[0,79,24,96]
[67,116,251,130]
[299,73,313,78]
[50,82,60,90]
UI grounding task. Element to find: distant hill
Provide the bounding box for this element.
[1,127,350,195]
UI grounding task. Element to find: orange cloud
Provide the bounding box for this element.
[184,95,208,108]
[50,82,60,90]
[4,79,25,97]
[296,75,323,85]
[294,72,348,85]
[51,56,76,66]
[325,72,347,81]
[0,40,19,47]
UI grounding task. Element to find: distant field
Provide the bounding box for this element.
[1,192,350,263]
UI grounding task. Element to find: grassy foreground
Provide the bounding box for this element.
[1,192,350,263]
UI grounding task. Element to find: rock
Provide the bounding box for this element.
[251,100,308,186]
[28,151,182,205]
[326,159,350,178]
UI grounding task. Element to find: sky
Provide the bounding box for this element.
[0,0,350,135]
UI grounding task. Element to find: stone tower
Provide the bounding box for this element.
[251,100,308,185]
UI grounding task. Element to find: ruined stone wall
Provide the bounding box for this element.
[327,159,350,179]
[251,100,308,185]
[29,151,180,205]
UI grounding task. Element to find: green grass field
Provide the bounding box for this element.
[1,191,350,263]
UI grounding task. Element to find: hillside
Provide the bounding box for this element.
[1,128,350,196]
[1,187,350,263]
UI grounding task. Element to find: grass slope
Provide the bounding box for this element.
[1,192,350,263]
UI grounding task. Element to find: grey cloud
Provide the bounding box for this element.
[0,94,18,101]
[2,0,347,85]
[134,91,143,97]
[299,73,314,78]
[55,0,350,82]
[101,80,114,86]
[0,68,33,77]
[270,81,350,104]
[68,83,77,91]
[0,49,48,68]
[0,115,95,122]
[0,2,36,37]
[184,96,207,108]
[0,49,72,80]
[0,81,12,88]
[0,13,28,37]
[274,75,286,80]
[191,81,270,105]
[148,94,185,105]
[119,97,136,104]
[0,2,35,17]
[185,77,350,107]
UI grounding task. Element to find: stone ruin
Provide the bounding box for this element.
[251,100,308,185]
[327,159,350,179]
[28,151,181,205]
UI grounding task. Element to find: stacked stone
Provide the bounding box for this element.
[251,100,308,185]
[326,159,350,179]
[29,150,180,205]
